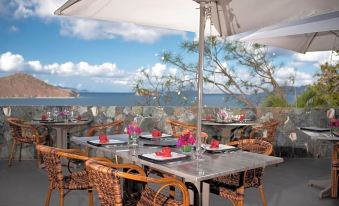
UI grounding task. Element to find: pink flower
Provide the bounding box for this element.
[126,121,142,135]
[177,130,196,147]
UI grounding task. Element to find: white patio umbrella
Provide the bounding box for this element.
[55,0,339,155]
[229,10,339,53]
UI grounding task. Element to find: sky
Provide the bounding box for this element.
[0,0,338,93]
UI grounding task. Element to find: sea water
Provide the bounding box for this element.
[0,92,241,107]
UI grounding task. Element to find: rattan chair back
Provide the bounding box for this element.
[6,117,47,166]
[250,120,280,144]
[36,144,94,206]
[86,159,190,206]
[37,145,64,188]
[86,120,123,136]
[166,119,196,138]
[230,139,273,156]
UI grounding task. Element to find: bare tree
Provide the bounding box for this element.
[134,37,287,107]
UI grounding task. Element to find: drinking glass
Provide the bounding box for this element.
[47,112,52,120]
[194,137,207,160]
[129,132,139,146]
[53,107,59,121]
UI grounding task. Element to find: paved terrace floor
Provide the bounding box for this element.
[1,158,339,206]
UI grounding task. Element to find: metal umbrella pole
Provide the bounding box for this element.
[196,1,206,158]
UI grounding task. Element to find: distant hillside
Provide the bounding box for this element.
[0,73,78,98]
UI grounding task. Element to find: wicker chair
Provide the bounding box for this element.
[86,120,123,136]
[6,117,48,167]
[36,145,110,206]
[86,159,190,206]
[331,143,339,198]
[248,120,280,144]
[166,119,196,138]
[208,139,273,206]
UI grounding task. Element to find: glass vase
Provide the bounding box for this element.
[181,144,193,154]
[129,133,139,146]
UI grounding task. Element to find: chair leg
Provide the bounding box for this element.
[8,139,17,166]
[88,189,94,206]
[36,149,41,168]
[259,185,268,206]
[45,188,53,206]
[331,169,338,198]
[59,189,64,206]
[19,143,23,161]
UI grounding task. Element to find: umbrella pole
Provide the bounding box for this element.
[196,2,206,158]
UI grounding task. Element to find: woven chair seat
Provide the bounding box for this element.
[63,171,91,190]
[212,168,264,189]
[137,186,183,206]
[123,192,142,206]
[219,187,244,202]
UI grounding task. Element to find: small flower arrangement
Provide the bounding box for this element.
[177,130,196,152]
[125,121,142,136]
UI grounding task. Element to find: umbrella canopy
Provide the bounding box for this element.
[230,10,339,53]
[55,0,339,156]
[55,0,339,36]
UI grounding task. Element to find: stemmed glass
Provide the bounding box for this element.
[195,135,207,160]
[52,107,59,121]
[130,132,139,146]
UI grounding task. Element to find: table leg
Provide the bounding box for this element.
[55,127,63,148]
[185,182,200,206]
[61,129,68,149]
[202,182,210,206]
[308,178,331,198]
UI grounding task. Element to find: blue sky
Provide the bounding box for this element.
[0,0,337,93]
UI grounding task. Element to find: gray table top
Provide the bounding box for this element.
[298,127,339,141]
[30,119,92,126]
[72,134,283,184]
[202,120,258,126]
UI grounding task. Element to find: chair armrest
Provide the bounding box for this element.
[228,140,240,146]
[95,160,146,176]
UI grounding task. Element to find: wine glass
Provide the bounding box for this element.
[195,136,207,160]
[53,107,59,121]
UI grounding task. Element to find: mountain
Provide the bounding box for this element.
[0,73,78,98]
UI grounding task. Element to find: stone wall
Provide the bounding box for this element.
[0,106,336,160]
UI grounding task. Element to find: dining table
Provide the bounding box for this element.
[202,120,260,142]
[30,119,92,148]
[71,133,283,206]
[299,127,339,198]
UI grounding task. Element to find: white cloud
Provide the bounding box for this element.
[293,51,339,66]
[0,52,24,71]
[6,0,184,43]
[8,25,19,32]
[10,0,64,19]
[27,60,42,71]
[137,63,177,78]
[275,66,314,86]
[92,77,131,86]
[0,51,126,78]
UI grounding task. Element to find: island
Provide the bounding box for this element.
[0,73,78,98]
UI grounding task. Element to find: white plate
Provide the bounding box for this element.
[141,152,186,160]
[140,133,173,139]
[202,144,235,151]
[88,139,126,145]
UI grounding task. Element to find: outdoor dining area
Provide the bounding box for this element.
[0,105,339,206]
[0,0,338,206]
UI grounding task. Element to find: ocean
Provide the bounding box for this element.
[0,92,240,107]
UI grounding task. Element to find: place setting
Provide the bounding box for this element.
[86,134,127,147]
